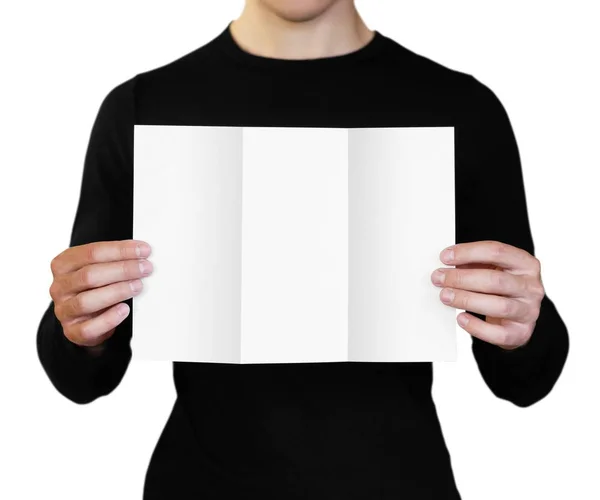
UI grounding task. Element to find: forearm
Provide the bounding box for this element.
[36,299,133,404]
[471,294,569,407]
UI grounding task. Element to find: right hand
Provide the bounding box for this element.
[49,239,153,352]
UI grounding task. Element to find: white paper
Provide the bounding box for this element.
[132,125,456,363]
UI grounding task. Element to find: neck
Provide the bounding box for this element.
[230,1,373,60]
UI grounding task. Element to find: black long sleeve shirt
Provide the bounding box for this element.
[37,23,569,499]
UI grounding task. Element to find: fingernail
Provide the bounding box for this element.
[139,260,153,276]
[440,288,455,304]
[136,243,151,257]
[117,303,129,316]
[441,247,454,263]
[458,314,469,327]
[431,269,446,285]
[130,279,143,293]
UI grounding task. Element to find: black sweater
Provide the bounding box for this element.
[37,23,569,499]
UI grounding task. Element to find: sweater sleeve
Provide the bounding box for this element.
[36,76,137,404]
[456,75,569,408]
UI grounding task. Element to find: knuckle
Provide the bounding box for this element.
[491,242,505,259]
[517,278,529,297]
[492,271,506,290]
[53,302,64,320]
[57,299,72,318]
[78,321,94,343]
[62,324,78,344]
[50,255,63,275]
[95,310,119,340]
[73,323,86,342]
[537,285,546,299]
[49,280,60,300]
[531,281,545,299]
[120,260,131,278]
[85,243,98,263]
[70,293,85,315]
[530,257,542,274]
[501,299,515,317]
[120,242,131,261]
[448,270,460,288]
[104,283,124,304]
[529,304,541,321]
[77,268,94,289]
[105,309,121,332]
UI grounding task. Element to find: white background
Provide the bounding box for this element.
[1,1,597,498]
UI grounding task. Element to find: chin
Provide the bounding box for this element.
[258,0,346,23]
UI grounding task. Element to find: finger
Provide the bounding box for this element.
[440,241,537,274]
[56,279,143,319]
[431,267,527,297]
[51,240,151,276]
[439,287,529,321]
[56,258,153,295]
[456,312,532,349]
[454,312,521,348]
[63,302,130,347]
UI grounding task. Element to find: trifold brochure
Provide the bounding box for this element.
[132,125,456,363]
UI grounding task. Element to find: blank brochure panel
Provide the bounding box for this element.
[240,127,348,363]
[132,125,243,362]
[348,127,456,362]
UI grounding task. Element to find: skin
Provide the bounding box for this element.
[231,0,373,59]
[431,241,545,350]
[50,240,153,354]
[50,0,545,353]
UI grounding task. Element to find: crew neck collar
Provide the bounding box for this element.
[214,21,388,71]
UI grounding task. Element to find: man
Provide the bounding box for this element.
[37,1,569,498]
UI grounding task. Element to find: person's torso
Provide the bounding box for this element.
[138,26,474,499]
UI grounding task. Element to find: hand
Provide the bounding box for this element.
[49,240,153,353]
[430,240,545,350]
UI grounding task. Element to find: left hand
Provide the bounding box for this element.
[431,240,545,350]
